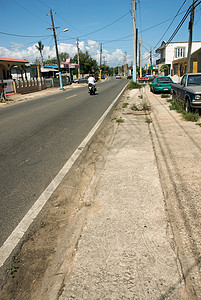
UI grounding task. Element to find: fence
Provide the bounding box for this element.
[3,76,71,95]
[14,78,46,94]
[45,76,71,88]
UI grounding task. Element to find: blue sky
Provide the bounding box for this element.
[0,0,201,66]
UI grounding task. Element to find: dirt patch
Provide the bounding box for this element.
[0,93,126,300]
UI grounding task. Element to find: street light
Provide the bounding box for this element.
[57,28,69,35]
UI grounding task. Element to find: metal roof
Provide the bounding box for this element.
[0,57,29,63]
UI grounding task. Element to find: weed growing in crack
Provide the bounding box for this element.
[143,102,151,111]
[169,98,200,122]
[10,258,19,278]
[131,104,139,111]
[116,118,124,123]
[145,118,152,124]
[183,112,200,122]
[122,103,129,108]
[41,221,46,228]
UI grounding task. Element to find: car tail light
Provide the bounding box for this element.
[155,84,161,86]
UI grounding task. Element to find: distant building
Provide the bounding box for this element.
[172,47,201,77]
[0,57,29,80]
[155,41,201,76]
[11,64,38,80]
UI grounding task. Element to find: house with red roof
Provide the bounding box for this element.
[0,57,47,94]
[0,57,29,80]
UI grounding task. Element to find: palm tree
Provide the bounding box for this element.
[35,41,44,65]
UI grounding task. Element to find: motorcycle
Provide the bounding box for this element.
[88,83,96,95]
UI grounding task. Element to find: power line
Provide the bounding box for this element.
[78,11,130,38]
[140,9,187,34]
[10,0,50,26]
[38,0,83,34]
[0,31,51,38]
[101,8,190,46]
[154,0,187,49]
[166,0,201,45]
[4,36,52,50]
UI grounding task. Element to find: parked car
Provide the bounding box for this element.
[144,74,154,82]
[171,73,201,112]
[138,74,153,83]
[116,75,121,79]
[150,76,173,93]
[74,76,89,83]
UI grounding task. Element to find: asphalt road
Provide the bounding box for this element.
[0,77,127,247]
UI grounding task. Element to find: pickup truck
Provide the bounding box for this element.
[171,73,201,113]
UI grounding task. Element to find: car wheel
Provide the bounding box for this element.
[185,99,191,113]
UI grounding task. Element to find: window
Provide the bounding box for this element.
[187,75,201,86]
[181,75,187,85]
[175,47,186,58]
[157,77,172,83]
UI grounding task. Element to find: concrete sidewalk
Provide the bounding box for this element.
[37,88,185,299]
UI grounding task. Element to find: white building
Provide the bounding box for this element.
[156,41,201,75]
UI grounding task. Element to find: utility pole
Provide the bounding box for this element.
[187,0,196,73]
[76,37,81,79]
[47,9,63,90]
[103,56,105,75]
[100,42,102,80]
[139,34,142,78]
[132,0,137,82]
[124,50,127,77]
[150,47,152,75]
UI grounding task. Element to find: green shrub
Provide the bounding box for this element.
[169,99,184,113]
[131,104,139,111]
[183,112,199,122]
[126,80,141,90]
[169,98,200,122]
[161,94,171,98]
[116,118,124,123]
[122,102,129,108]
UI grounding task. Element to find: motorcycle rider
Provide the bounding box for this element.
[87,74,96,91]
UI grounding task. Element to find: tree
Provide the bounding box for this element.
[35,41,44,65]
[59,52,69,62]
[160,64,169,76]
[72,51,98,74]
[43,53,69,65]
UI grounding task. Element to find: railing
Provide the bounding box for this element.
[14,78,46,94]
[156,58,165,65]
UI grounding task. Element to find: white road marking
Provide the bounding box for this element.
[0,83,128,267]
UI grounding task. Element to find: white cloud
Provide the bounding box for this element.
[0,40,128,67]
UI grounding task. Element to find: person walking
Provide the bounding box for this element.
[0,80,7,101]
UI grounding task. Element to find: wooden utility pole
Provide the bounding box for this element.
[139,34,142,78]
[187,0,196,73]
[124,50,127,77]
[100,43,102,80]
[132,0,137,82]
[150,47,152,75]
[76,37,81,79]
[47,9,63,89]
